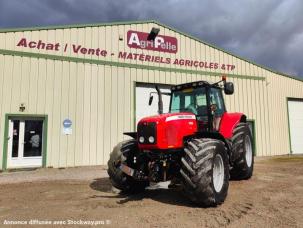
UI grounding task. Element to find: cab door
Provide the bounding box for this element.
[209,88,226,131]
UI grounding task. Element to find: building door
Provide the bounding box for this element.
[288,99,303,154]
[7,118,44,168]
[136,83,171,125]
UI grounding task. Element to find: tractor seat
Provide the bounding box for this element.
[197,105,208,116]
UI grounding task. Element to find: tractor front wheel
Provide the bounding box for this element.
[107,140,149,193]
[180,138,229,206]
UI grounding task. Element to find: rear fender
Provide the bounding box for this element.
[219,113,246,139]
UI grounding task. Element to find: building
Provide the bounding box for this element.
[0,20,302,170]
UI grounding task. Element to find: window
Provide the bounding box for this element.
[210,88,225,116]
[170,87,207,116]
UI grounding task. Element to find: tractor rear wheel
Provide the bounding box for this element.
[230,122,254,180]
[180,138,229,206]
[107,139,149,193]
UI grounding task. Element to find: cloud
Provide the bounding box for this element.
[0,0,302,78]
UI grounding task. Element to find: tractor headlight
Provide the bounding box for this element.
[148,136,155,143]
[139,136,145,143]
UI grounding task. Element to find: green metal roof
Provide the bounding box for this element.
[0,19,302,82]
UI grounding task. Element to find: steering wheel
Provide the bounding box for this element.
[185,104,197,114]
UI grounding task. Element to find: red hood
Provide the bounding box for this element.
[138,112,195,123]
[137,112,197,150]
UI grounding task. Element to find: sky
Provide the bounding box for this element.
[0,0,302,79]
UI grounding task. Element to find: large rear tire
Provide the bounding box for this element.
[230,122,254,180]
[107,139,149,193]
[180,138,229,206]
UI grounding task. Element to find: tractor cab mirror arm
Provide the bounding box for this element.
[148,91,158,106]
[148,92,171,106]
[148,95,154,106]
[212,75,234,95]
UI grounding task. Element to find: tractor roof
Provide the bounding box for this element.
[171,81,220,91]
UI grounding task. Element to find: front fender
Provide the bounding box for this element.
[219,112,246,139]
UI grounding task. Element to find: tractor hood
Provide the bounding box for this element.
[138,112,195,124]
[137,113,197,149]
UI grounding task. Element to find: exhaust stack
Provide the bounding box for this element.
[155,86,163,114]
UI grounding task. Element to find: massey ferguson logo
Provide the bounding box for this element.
[127,30,178,53]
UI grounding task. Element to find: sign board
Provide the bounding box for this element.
[127,30,178,53]
[15,30,236,71]
[62,119,72,135]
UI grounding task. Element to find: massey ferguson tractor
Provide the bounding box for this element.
[107,76,254,206]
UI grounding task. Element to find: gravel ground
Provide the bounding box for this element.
[0,166,108,184]
[0,156,303,227]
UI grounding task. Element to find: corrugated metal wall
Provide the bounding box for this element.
[0,22,303,169]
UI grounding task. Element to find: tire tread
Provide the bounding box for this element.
[180,138,229,206]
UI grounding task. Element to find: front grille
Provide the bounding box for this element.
[137,122,157,144]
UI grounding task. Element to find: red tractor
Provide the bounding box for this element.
[108,77,254,206]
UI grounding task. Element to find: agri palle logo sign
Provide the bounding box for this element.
[14,30,235,71]
[127,30,178,53]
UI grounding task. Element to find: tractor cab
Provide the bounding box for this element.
[169,78,234,132]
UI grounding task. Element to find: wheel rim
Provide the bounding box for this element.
[245,135,253,168]
[213,154,224,193]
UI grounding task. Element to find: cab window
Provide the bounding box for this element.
[210,88,225,116]
[170,87,207,115]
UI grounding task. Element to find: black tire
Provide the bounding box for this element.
[230,122,254,180]
[180,138,229,207]
[107,139,149,193]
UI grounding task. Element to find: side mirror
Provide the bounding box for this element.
[224,82,234,95]
[148,95,154,105]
